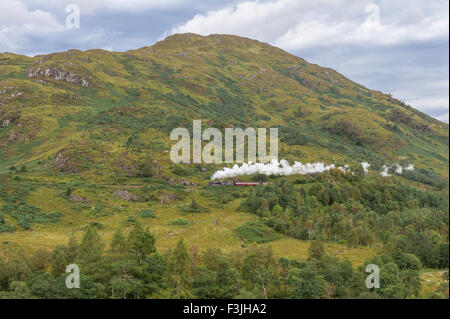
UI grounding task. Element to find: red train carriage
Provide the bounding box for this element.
[234,182,266,186]
[208,180,268,186]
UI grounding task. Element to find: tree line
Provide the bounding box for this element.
[239,170,449,269]
[0,223,448,299]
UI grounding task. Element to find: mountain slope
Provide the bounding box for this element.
[1,33,447,180]
[0,33,448,252]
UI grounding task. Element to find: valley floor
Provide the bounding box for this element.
[0,187,380,266]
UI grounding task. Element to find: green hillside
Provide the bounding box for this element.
[0,34,448,299]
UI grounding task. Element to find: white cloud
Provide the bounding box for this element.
[405,97,449,112]
[171,0,449,120]
[436,112,449,123]
[171,0,449,49]
[0,1,60,29]
[27,0,188,15]
[0,0,64,52]
[0,0,448,122]
[276,8,448,49]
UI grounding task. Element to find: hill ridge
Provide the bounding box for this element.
[0,33,448,180]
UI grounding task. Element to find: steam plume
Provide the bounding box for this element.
[211,159,349,180]
[380,163,414,177]
[361,162,371,173]
[210,160,415,180]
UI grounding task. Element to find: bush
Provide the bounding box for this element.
[137,160,155,178]
[180,199,209,213]
[85,222,104,230]
[168,218,190,226]
[0,223,15,234]
[171,166,195,177]
[121,217,136,226]
[140,209,156,218]
[235,221,280,243]
[403,253,422,270]
[251,174,268,182]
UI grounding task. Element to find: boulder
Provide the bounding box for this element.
[114,189,139,201]
[54,152,78,173]
[159,192,178,204]
[70,194,86,202]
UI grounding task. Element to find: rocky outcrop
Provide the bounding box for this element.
[388,109,434,134]
[70,194,86,202]
[286,64,303,74]
[7,130,20,142]
[161,176,199,186]
[159,192,178,204]
[114,189,140,201]
[114,153,137,175]
[54,152,78,173]
[26,67,91,87]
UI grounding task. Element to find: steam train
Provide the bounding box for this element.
[208,180,268,186]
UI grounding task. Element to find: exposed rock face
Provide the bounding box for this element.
[388,109,434,134]
[7,130,20,142]
[2,119,10,128]
[26,67,91,87]
[54,152,78,173]
[114,189,139,201]
[114,153,137,175]
[161,176,198,186]
[70,194,86,202]
[159,192,178,204]
[286,64,303,72]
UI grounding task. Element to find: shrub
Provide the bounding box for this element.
[180,199,209,213]
[140,209,156,218]
[168,218,190,226]
[121,217,136,226]
[235,221,280,243]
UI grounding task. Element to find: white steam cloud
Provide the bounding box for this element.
[361,162,371,173]
[210,160,414,180]
[211,159,350,180]
[380,163,414,177]
[381,164,391,177]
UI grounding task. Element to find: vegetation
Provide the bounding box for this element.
[0,226,446,299]
[239,172,448,269]
[168,219,190,226]
[235,221,280,243]
[0,33,448,299]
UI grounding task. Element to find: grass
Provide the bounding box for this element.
[419,270,448,298]
[0,188,380,268]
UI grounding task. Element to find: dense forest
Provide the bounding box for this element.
[0,222,447,299]
[239,170,449,269]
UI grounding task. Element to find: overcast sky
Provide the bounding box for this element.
[1,0,448,122]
